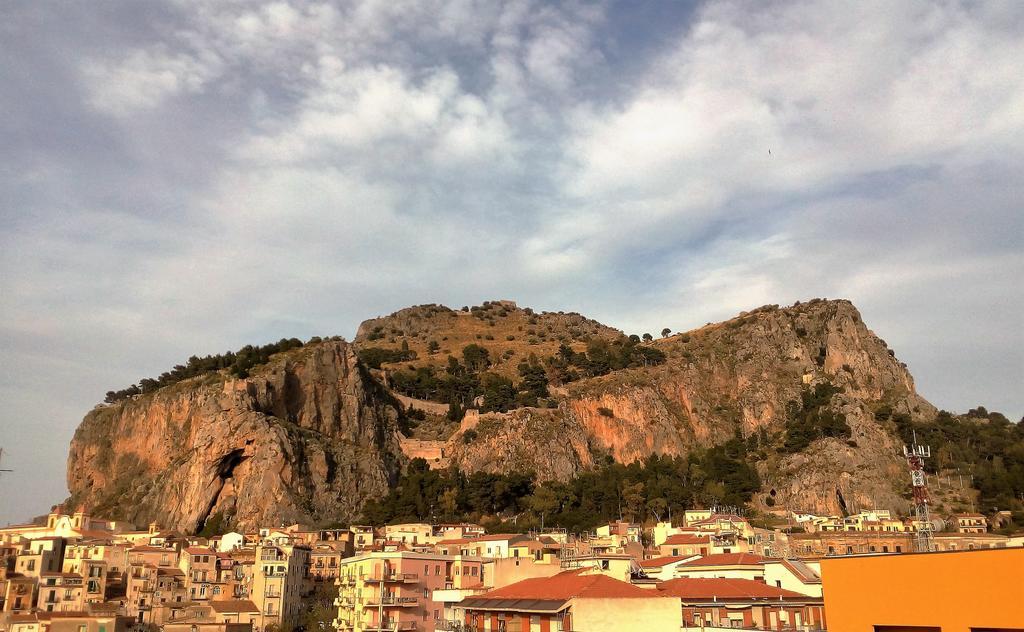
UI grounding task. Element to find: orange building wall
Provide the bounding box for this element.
[820,548,1024,632]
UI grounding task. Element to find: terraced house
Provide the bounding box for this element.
[334,552,485,632]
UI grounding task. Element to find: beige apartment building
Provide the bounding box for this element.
[334,552,485,632]
[250,542,309,631]
[15,539,65,579]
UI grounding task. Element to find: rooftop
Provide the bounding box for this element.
[209,600,259,614]
[679,553,765,567]
[657,577,816,601]
[662,534,711,545]
[470,570,656,602]
[639,555,697,568]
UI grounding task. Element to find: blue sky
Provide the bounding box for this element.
[1,0,1022,525]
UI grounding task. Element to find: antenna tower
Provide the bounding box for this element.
[903,433,934,552]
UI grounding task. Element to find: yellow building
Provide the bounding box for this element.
[251,542,309,631]
[820,547,1024,631]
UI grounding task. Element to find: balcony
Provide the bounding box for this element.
[365,621,417,632]
[364,595,418,607]
[365,571,418,583]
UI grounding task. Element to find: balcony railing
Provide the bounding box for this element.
[365,571,418,583]
[365,621,417,632]
[364,596,419,607]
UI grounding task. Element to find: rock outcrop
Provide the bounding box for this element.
[66,341,404,532]
[437,300,933,514]
[67,298,940,529]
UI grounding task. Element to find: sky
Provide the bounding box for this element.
[1,0,1022,526]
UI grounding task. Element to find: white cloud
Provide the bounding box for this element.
[557,0,1024,259]
[82,46,223,115]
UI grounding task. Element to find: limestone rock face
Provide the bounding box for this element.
[443,300,933,515]
[66,341,404,532]
[67,298,938,527]
[447,408,594,481]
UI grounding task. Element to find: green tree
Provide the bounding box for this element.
[462,344,491,371]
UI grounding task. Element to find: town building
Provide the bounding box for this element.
[760,558,822,597]
[334,551,484,632]
[952,513,989,534]
[250,542,309,631]
[636,556,699,581]
[820,547,1024,631]
[658,534,711,558]
[656,577,826,630]
[456,569,680,632]
[672,553,767,581]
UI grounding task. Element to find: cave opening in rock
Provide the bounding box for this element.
[836,487,849,515]
[216,448,248,481]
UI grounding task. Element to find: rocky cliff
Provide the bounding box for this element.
[429,300,933,515]
[66,341,405,532]
[67,298,943,529]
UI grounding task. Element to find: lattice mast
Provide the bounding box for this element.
[903,433,934,552]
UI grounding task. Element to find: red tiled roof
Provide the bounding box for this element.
[209,599,259,614]
[478,570,656,600]
[680,553,765,567]
[185,547,216,555]
[639,555,697,568]
[658,577,812,600]
[662,534,711,545]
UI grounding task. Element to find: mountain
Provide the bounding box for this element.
[66,342,404,532]
[66,299,970,532]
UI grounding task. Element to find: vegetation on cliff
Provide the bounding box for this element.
[362,438,760,532]
[782,383,852,452]
[884,406,1024,529]
[102,337,310,402]
[385,337,666,412]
